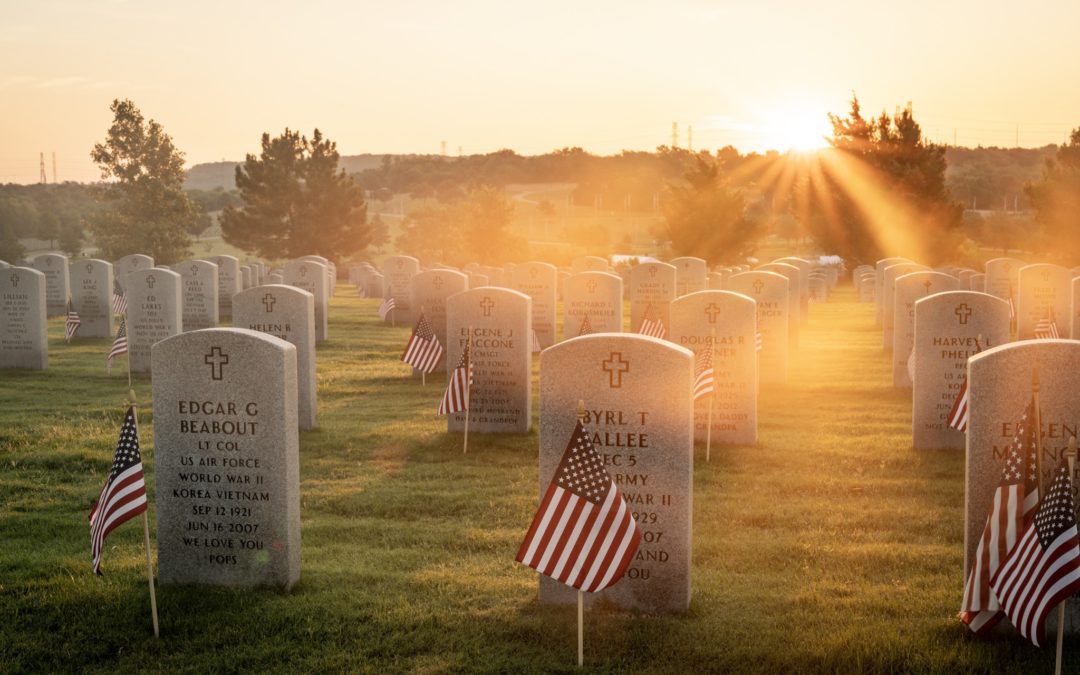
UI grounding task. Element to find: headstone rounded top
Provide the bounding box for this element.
[673,288,755,307]
[235,283,314,302]
[155,326,296,355]
[546,331,692,357]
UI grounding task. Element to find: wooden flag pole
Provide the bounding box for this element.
[576,399,587,667]
[421,306,426,386]
[706,328,715,463]
[462,326,473,455]
[129,397,159,638]
[1056,435,1078,675]
[1033,365,1042,482]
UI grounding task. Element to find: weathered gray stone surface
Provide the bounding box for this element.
[984,257,1025,304]
[774,257,811,323]
[510,262,557,350]
[114,254,154,283]
[70,259,114,337]
[671,256,707,296]
[570,255,609,274]
[629,262,675,338]
[233,285,317,430]
[538,334,693,613]
[446,288,531,433]
[153,328,300,589]
[410,269,469,347]
[175,260,219,332]
[874,257,910,325]
[240,265,252,290]
[382,255,420,324]
[964,340,1080,634]
[208,255,241,319]
[1017,263,1071,339]
[669,290,757,445]
[882,262,929,350]
[468,272,489,289]
[283,260,329,343]
[1,266,47,369]
[912,291,1009,449]
[563,272,623,338]
[891,271,959,387]
[726,271,789,384]
[30,253,69,317]
[125,269,182,374]
[757,262,800,348]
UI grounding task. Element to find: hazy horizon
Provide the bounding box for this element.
[4,0,1080,184]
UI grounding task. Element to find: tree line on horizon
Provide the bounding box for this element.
[1,97,1079,267]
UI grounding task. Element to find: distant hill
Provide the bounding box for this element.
[184,154,433,190]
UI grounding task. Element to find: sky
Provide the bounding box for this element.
[2,0,1079,184]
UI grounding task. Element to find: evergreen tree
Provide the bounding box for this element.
[1025,128,1080,260]
[661,154,762,264]
[806,96,962,264]
[222,129,371,262]
[88,99,197,264]
[0,222,24,263]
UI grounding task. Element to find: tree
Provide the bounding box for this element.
[393,185,523,266]
[661,155,762,264]
[58,220,84,258]
[1025,128,1080,261]
[222,128,372,263]
[804,96,962,264]
[88,99,198,264]
[0,222,24,263]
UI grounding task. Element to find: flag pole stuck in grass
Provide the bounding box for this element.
[514,398,642,667]
[463,326,473,455]
[1055,435,1078,675]
[88,404,158,637]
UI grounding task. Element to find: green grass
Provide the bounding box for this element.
[0,285,1070,673]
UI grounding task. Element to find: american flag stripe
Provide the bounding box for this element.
[437,343,471,415]
[88,408,146,574]
[378,297,396,320]
[638,318,667,339]
[990,460,1080,646]
[401,313,444,374]
[516,420,641,593]
[693,342,714,401]
[947,380,969,432]
[65,299,81,341]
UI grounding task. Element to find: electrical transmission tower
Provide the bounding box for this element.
[671,122,678,148]
[52,152,57,183]
[39,152,47,184]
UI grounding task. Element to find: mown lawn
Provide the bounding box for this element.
[0,284,1070,673]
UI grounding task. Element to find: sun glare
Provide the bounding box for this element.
[762,103,832,153]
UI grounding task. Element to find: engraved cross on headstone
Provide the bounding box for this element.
[204,347,229,381]
[922,279,932,294]
[433,275,443,289]
[262,293,276,312]
[86,263,93,275]
[10,273,19,288]
[191,264,199,277]
[649,266,657,278]
[299,266,307,278]
[480,296,494,316]
[586,279,597,293]
[146,275,156,289]
[602,352,630,388]
[529,266,538,279]
[704,302,721,324]
[955,303,972,325]
[752,279,764,294]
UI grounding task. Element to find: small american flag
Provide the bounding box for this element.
[88,407,147,575]
[755,331,763,353]
[960,397,1040,634]
[516,419,641,593]
[1034,306,1059,339]
[531,329,542,354]
[437,340,472,415]
[378,297,396,320]
[1007,287,1016,321]
[65,298,81,342]
[401,313,444,374]
[578,314,593,336]
[990,456,1080,646]
[692,341,714,401]
[638,304,667,339]
[112,279,128,316]
[947,338,980,433]
[107,317,128,373]
[357,284,368,299]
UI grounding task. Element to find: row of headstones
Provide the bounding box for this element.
[858,259,1080,632]
[0,253,344,433]
[147,324,695,612]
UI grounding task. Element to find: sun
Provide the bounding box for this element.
[761,103,832,153]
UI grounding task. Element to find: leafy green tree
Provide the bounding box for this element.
[1025,129,1080,261]
[58,220,84,258]
[88,99,198,264]
[661,155,761,264]
[0,222,24,262]
[394,185,523,266]
[805,96,962,264]
[222,128,371,263]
